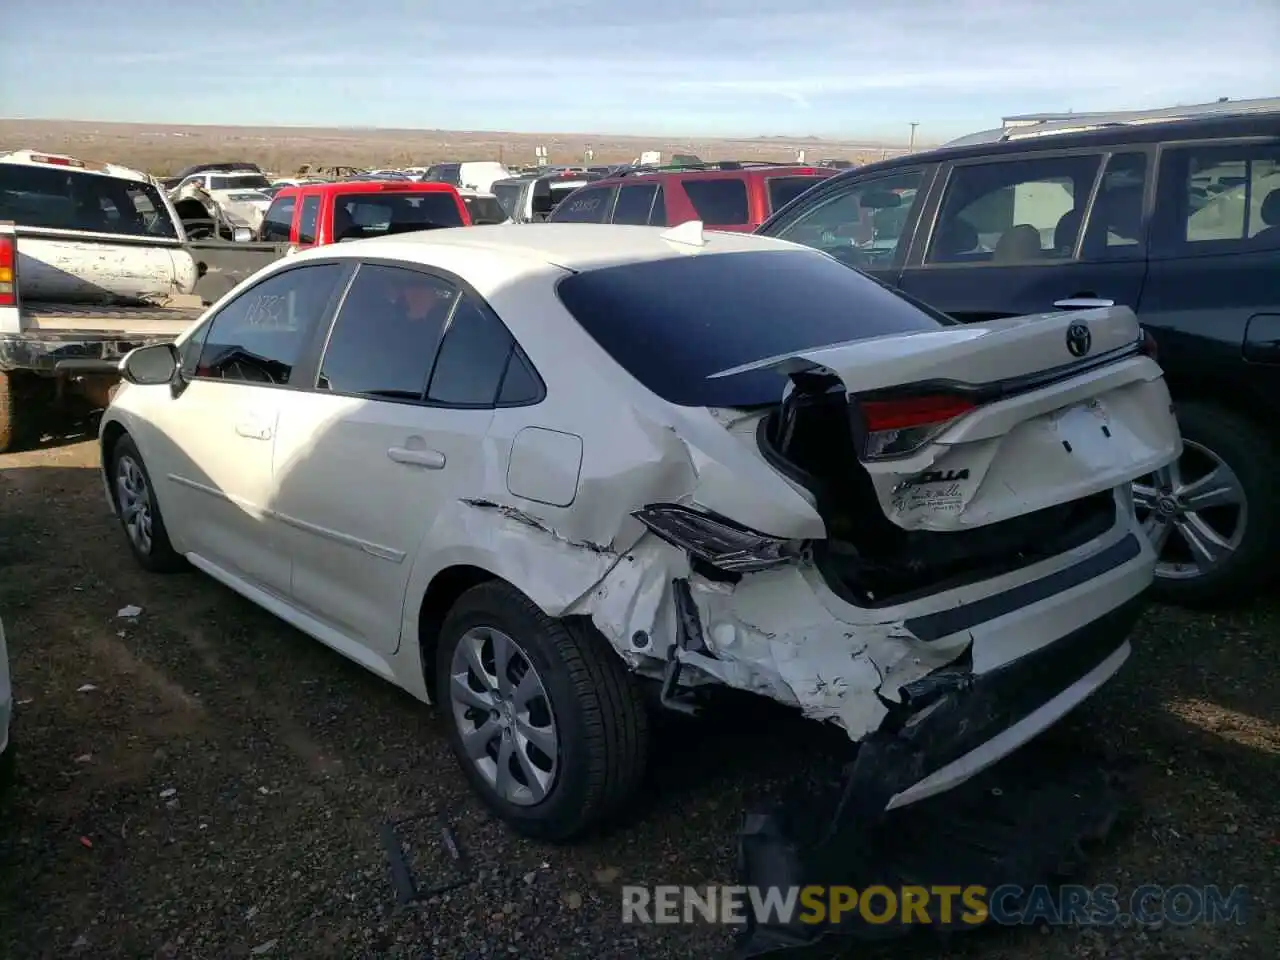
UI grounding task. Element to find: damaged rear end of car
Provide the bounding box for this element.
[553,241,1180,813]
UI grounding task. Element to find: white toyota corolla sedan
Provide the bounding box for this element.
[99,222,1180,840]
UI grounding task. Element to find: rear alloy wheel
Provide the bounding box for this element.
[436,581,649,841]
[1134,401,1279,607]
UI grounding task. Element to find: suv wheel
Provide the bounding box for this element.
[1134,401,1279,607]
[436,581,649,841]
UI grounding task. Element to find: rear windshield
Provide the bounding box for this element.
[333,192,464,239]
[767,175,824,212]
[210,174,270,191]
[0,163,178,238]
[493,182,525,218]
[555,249,946,407]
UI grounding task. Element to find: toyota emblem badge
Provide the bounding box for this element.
[1066,321,1092,358]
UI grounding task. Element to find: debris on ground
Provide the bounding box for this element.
[116,605,143,619]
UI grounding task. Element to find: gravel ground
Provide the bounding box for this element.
[0,435,1276,959]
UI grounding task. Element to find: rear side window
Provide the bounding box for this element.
[332,192,463,240]
[260,195,295,241]
[0,164,178,238]
[1160,143,1280,252]
[298,195,320,244]
[767,176,824,213]
[611,184,658,225]
[555,249,945,407]
[426,295,532,406]
[550,185,616,223]
[682,178,749,225]
[317,264,456,401]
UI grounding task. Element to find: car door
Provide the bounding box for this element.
[763,165,935,286]
[146,260,351,596]
[269,262,519,655]
[896,148,1151,323]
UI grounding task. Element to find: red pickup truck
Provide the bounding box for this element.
[188,180,473,300]
[260,180,472,246]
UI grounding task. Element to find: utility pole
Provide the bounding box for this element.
[908,122,919,154]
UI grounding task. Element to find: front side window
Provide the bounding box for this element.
[770,170,924,270]
[317,264,457,401]
[260,195,296,242]
[681,178,749,225]
[926,154,1102,265]
[611,184,658,225]
[549,185,617,223]
[194,263,346,385]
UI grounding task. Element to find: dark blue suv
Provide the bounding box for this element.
[758,111,1280,607]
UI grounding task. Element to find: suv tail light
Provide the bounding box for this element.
[30,153,84,168]
[0,228,16,308]
[855,393,977,460]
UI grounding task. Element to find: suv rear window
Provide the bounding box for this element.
[682,178,749,225]
[333,192,464,239]
[767,176,823,213]
[0,163,178,238]
[555,249,946,407]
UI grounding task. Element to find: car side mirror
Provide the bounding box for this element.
[233,227,252,243]
[120,343,180,385]
[861,190,902,210]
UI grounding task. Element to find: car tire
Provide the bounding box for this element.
[436,581,650,841]
[109,434,186,574]
[1140,401,1280,607]
[0,371,32,454]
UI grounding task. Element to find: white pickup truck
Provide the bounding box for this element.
[0,150,207,453]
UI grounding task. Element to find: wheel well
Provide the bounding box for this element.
[417,565,497,695]
[100,420,127,468]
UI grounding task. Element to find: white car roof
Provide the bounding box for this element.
[295,222,804,274]
[0,148,153,184]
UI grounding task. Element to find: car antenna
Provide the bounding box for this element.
[660,220,706,248]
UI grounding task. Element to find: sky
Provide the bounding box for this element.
[1,0,1277,141]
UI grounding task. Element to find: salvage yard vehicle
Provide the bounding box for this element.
[98,222,1179,841]
[548,162,834,231]
[0,150,206,452]
[490,171,604,223]
[758,109,1280,606]
[186,180,472,303]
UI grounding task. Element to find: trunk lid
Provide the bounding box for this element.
[720,306,1181,532]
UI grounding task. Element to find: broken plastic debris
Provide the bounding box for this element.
[159,788,177,799]
[249,940,278,956]
[76,684,97,693]
[258,786,270,795]
[78,836,93,849]
[117,605,143,619]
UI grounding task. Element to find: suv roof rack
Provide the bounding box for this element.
[612,160,810,177]
[997,97,1280,143]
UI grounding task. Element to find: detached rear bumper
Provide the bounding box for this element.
[854,595,1142,816]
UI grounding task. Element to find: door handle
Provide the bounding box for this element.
[234,418,272,441]
[1054,297,1115,309]
[387,447,446,469]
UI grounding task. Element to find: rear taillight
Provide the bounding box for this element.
[856,393,977,459]
[30,153,84,168]
[632,504,802,573]
[1139,328,1158,362]
[0,231,15,307]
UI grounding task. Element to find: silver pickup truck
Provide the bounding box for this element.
[0,150,209,453]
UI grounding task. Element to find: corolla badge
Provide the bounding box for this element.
[1066,321,1092,358]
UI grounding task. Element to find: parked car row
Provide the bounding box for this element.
[2,108,1274,848]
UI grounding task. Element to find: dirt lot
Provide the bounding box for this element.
[0,427,1276,959]
[0,119,909,179]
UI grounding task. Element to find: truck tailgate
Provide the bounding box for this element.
[21,302,204,335]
